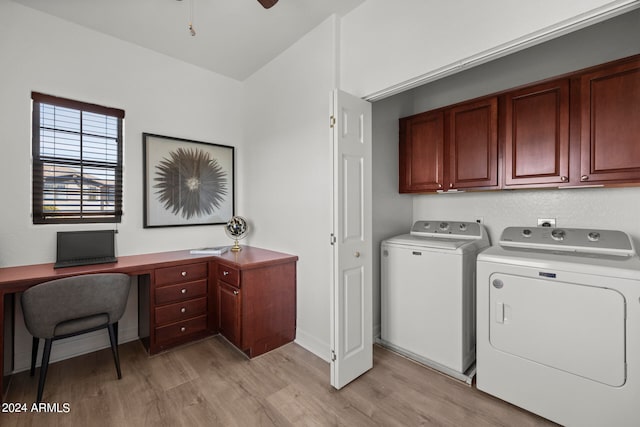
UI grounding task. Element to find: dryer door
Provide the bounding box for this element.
[489,273,626,386]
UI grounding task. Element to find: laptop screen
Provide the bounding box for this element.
[55,230,116,268]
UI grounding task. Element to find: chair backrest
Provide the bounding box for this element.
[21,273,131,339]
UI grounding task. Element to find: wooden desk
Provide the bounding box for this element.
[0,246,297,401]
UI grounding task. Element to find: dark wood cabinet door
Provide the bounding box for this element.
[580,58,640,183]
[217,281,241,347]
[399,111,444,192]
[504,79,570,186]
[240,262,296,357]
[448,97,498,189]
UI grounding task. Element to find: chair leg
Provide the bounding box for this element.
[30,337,39,377]
[113,320,119,345]
[36,339,53,404]
[107,323,122,379]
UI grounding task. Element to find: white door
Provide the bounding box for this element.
[330,89,373,389]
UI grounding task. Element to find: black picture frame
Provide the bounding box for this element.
[143,133,234,228]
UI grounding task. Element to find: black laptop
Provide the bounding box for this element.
[54,230,117,269]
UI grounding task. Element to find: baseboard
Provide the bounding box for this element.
[12,325,139,374]
[294,327,330,363]
[373,322,381,340]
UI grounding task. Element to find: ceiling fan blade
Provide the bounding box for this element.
[257,0,278,9]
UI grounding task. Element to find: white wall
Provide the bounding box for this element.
[242,17,337,360]
[414,188,640,251]
[0,1,244,269]
[0,1,244,371]
[340,0,639,99]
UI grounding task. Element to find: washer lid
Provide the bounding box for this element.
[385,234,471,250]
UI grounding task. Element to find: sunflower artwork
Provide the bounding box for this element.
[143,134,234,227]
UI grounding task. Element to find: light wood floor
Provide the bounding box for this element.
[1,337,555,426]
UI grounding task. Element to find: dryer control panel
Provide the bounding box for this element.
[411,220,483,238]
[500,226,635,256]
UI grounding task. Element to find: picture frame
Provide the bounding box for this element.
[143,133,234,228]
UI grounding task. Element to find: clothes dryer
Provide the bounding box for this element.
[476,226,640,426]
[381,220,489,382]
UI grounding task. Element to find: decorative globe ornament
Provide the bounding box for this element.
[225,216,248,252]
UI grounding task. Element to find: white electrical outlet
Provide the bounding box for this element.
[537,218,556,227]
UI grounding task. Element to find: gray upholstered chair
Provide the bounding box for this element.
[21,273,131,403]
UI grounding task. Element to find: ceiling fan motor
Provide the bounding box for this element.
[257,0,279,9]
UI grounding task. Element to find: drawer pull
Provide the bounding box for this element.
[181,271,187,277]
[181,307,187,313]
[223,271,230,276]
[181,288,187,294]
[180,327,186,332]
[233,290,239,295]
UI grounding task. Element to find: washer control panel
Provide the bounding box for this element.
[411,220,482,238]
[501,226,635,255]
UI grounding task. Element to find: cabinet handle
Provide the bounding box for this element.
[581,175,589,181]
[181,271,187,277]
[180,307,186,313]
[437,183,442,188]
[233,290,239,295]
[223,271,230,276]
[449,183,453,188]
[560,176,568,182]
[181,288,187,294]
[354,251,361,258]
[180,327,186,332]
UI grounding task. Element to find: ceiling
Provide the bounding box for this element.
[12,0,365,81]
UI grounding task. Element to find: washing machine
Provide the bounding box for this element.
[381,220,489,382]
[476,226,640,426]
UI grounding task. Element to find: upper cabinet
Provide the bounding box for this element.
[504,79,570,187]
[448,97,498,190]
[399,110,444,192]
[399,97,498,193]
[579,58,640,184]
[399,54,640,194]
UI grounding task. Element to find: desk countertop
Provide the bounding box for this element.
[0,246,298,293]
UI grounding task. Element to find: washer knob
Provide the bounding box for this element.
[459,223,467,231]
[551,229,566,241]
[522,229,532,237]
[588,231,600,242]
[439,222,449,231]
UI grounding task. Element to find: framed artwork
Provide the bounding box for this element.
[143,133,234,228]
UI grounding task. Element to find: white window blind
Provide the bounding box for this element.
[32,92,124,224]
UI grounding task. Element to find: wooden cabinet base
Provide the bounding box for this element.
[216,247,298,359]
[139,259,213,355]
[138,246,297,357]
[244,330,296,358]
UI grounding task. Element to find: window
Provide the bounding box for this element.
[32,92,124,224]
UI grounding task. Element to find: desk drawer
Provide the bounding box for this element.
[155,279,207,305]
[156,262,207,286]
[155,296,207,325]
[218,264,239,287]
[155,315,207,344]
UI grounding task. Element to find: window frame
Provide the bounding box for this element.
[31,92,125,224]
